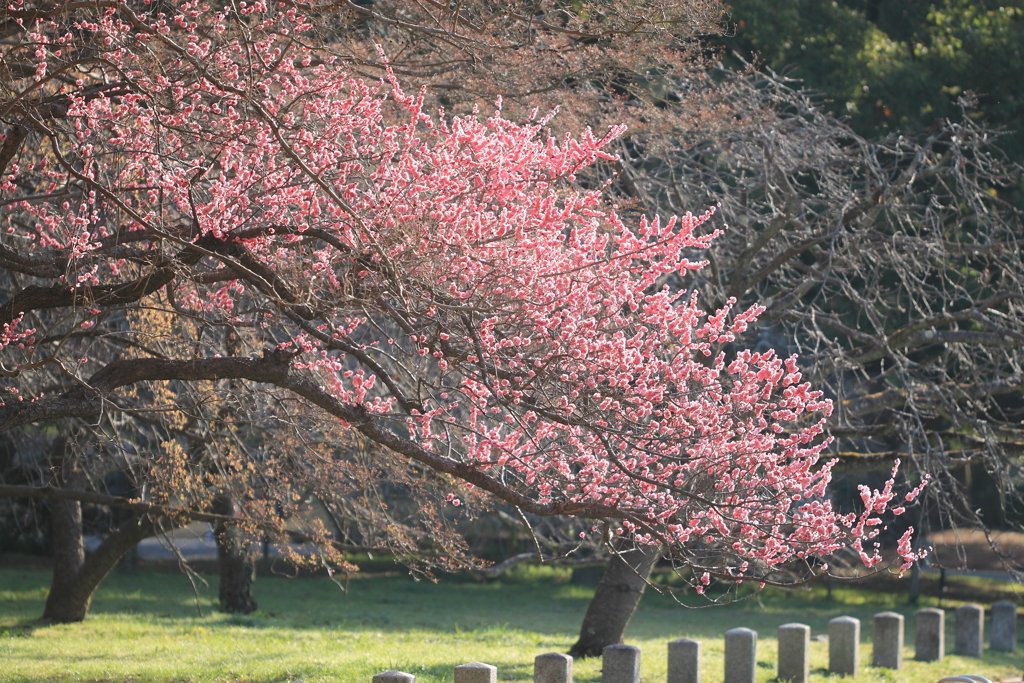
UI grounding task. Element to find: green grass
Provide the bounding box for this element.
[0,563,1020,683]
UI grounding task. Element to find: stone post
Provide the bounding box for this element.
[455,663,497,683]
[915,608,945,661]
[602,644,640,683]
[872,612,904,669]
[829,616,860,676]
[535,653,573,683]
[991,601,1017,653]
[955,604,984,657]
[777,623,810,683]
[724,628,757,683]
[668,638,700,683]
[374,673,415,683]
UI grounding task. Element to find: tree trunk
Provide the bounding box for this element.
[41,435,171,622]
[568,543,660,657]
[43,513,163,622]
[43,435,85,622]
[213,494,258,614]
[908,561,921,605]
[43,495,86,622]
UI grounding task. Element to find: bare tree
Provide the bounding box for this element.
[565,70,1024,654]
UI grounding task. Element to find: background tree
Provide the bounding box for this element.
[718,0,1024,162]
[567,68,1023,654]
[610,71,1024,482]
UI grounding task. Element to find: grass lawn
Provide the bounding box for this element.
[0,563,1020,683]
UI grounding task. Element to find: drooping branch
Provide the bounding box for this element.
[0,352,622,521]
[276,374,624,521]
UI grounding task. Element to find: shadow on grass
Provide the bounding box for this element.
[0,617,52,638]
[2,561,1014,650]
[1,565,597,636]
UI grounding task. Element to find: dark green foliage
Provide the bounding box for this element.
[721,0,1024,160]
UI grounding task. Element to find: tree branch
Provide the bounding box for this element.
[0,352,624,521]
[0,484,392,555]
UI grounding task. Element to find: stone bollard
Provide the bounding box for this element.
[724,628,757,683]
[602,644,640,683]
[777,623,810,683]
[955,604,984,657]
[829,616,860,676]
[535,653,573,683]
[872,612,904,670]
[455,663,497,683]
[374,672,416,683]
[668,638,701,683]
[991,601,1017,653]
[915,608,945,661]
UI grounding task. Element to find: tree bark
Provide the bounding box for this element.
[568,543,660,658]
[42,512,164,622]
[213,494,258,614]
[40,435,175,622]
[42,495,85,622]
[42,436,84,622]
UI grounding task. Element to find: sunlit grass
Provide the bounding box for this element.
[0,563,1019,683]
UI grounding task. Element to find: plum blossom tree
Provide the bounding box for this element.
[0,1,924,622]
